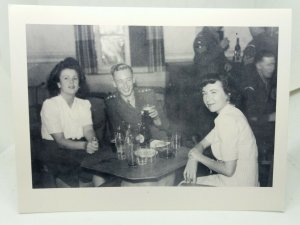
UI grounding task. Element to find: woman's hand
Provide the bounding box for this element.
[85,138,99,154]
[183,159,198,184]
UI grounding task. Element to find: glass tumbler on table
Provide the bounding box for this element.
[125,142,138,167]
[171,132,181,154]
[158,138,175,159]
[115,131,126,160]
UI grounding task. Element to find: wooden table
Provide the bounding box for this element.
[81,147,190,186]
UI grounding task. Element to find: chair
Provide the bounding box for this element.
[87,96,108,143]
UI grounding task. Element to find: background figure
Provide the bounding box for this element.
[191,26,232,143]
[38,57,103,187]
[105,63,169,140]
[241,50,277,186]
[182,74,259,187]
[193,26,232,77]
[242,27,278,67]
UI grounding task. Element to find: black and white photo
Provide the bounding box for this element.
[9,6,291,212]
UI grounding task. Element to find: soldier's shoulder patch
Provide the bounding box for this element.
[137,87,152,93]
[244,86,255,91]
[105,94,117,101]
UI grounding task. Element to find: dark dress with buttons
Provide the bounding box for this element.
[105,87,169,140]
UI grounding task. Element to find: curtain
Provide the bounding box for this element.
[146,26,165,72]
[74,25,98,74]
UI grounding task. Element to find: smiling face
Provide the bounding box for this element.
[57,68,79,96]
[202,80,230,114]
[113,68,134,98]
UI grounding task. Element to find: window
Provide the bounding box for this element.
[74,25,165,75]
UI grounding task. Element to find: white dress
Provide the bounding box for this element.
[196,104,259,187]
[40,95,93,140]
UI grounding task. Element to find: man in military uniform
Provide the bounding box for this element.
[242,27,278,67]
[105,63,169,140]
[242,50,276,186]
[193,26,232,77]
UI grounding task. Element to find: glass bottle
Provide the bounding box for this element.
[233,33,241,62]
[115,125,125,160]
[139,111,152,148]
[124,124,137,166]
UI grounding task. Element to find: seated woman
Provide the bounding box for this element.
[39,57,104,187]
[182,74,259,187]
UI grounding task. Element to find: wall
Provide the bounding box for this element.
[164,26,252,63]
[26,25,76,64]
[163,26,195,62]
[26,25,168,96]
[26,25,252,90]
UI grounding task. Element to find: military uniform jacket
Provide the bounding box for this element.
[105,87,169,139]
[241,66,276,140]
[242,32,278,66]
[193,27,228,76]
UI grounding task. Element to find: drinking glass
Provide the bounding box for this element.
[171,132,181,154]
[158,138,175,159]
[115,133,126,160]
[125,143,138,167]
[142,104,154,120]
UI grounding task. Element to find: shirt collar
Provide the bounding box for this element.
[58,94,78,108]
[217,103,234,116]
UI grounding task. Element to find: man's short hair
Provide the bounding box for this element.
[255,50,276,64]
[111,63,133,76]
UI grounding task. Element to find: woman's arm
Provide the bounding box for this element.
[51,133,87,150]
[190,150,237,177]
[83,125,99,153]
[183,139,211,183]
[189,113,239,177]
[83,124,97,142]
[51,126,98,154]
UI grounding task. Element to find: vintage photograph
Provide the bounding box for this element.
[27,24,278,188]
[10,6,291,212]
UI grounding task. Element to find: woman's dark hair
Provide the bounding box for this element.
[200,73,242,107]
[47,57,88,98]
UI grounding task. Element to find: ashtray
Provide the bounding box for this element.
[134,148,157,165]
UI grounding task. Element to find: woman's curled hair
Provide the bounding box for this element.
[47,57,88,98]
[200,73,242,108]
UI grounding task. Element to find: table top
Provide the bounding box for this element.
[81,147,189,181]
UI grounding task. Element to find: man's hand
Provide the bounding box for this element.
[220,38,229,50]
[147,106,162,127]
[224,62,232,72]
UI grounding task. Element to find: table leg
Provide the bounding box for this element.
[121,172,176,187]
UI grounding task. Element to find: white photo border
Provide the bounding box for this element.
[9,5,291,213]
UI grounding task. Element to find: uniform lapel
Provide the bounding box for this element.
[115,91,141,125]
